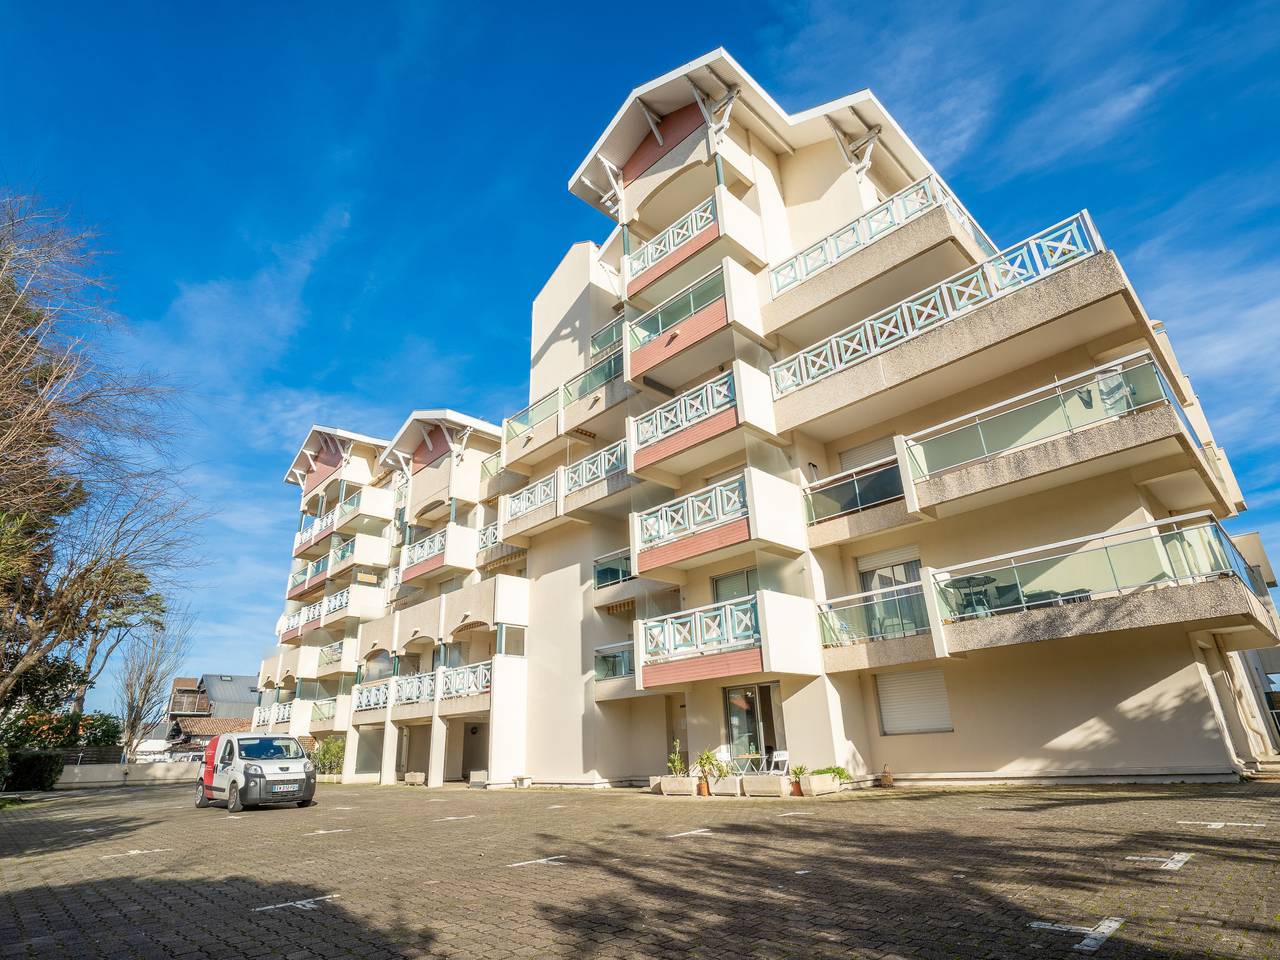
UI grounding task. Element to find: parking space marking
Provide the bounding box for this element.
[547,804,566,809]
[777,812,814,818]
[302,828,352,836]
[1176,820,1263,830]
[431,815,476,823]
[253,894,339,912]
[507,855,568,867]
[101,848,173,860]
[225,815,244,820]
[1126,852,1191,871]
[666,828,715,838]
[1029,916,1124,953]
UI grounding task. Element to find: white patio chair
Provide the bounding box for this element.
[766,750,789,775]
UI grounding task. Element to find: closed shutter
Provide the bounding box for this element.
[875,668,953,735]
[838,436,897,472]
[855,544,921,572]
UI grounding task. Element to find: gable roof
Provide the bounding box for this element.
[284,425,391,486]
[379,409,502,467]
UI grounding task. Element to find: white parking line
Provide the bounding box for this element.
[225,815,244,820]
[302,829,352,836]
[794,870,811,875]
[431,815,476,823]
[547,804,566,809]
[1126,852,1191,871]
[101,848,173,860]
[1176,820,1263,830]
[253,894,339,912]
[507,855,568,867]
[777,812,814,818]
[1029,917,1124,953]
[666,828,715,838]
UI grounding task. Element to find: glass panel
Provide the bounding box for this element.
[590,318,623,356]
[564,351,622,402]
[978,394,1070,455]
[724,686,762,766]
[631,271,726,346]
[713,568,757,603]
[593,552,632,588]
[506,392,558,439]
[821,589,928,646]
[805,463,904,523]
[593,647,634,679]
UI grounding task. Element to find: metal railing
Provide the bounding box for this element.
[563,349,622,404]
[933,513,1268,623]
[273,701,293,724]
[311,698,338,723]
[300,600,324,624]
[353,680,390,711]
[629,269,726,349]
[593,550,632,589]
[634,370,735,448]
[904,352,1181,479]
[507,474,555,520]
[442,661,493,698]
[281,611,302,634]
[319,640,344,666]
[566,440,627,493]
[594,643,635,680]
[478,522,498,550]
[288,568,308,589]
[641,595,760,662]
[626,195,717,277]
[294,506,338,546]
[769,175,994,296]
[403,529,447,566]
[339,489,362,516]
[805,458,904,524]
[820,583,929,647]
[323,587,350,616]
[770,212,1101,397]
[331,538,355,565]
[591,316,624,357]
[639,475,747,547]
[506,391,559,440]
[395,672,436,704]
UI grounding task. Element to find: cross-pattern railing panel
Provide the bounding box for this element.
[353,680,390,711]
[322,587,350,615]
[634,371,735,448]
[641,596,760,662]
[769,213,1101,397]
[478,522,498,550]
[403,529,447,566]
[507,474,556,519]
[565,440,627,493]
[639,475,747,547]
[441,661,493,699]
[626,195,717,278]
[394,672,436,704]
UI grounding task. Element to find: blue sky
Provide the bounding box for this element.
[2,2,1276,710]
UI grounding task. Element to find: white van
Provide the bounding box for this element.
[195,732,317,812]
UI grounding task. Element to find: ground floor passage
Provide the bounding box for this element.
[2,782,1278,958]
[346,716,491,783]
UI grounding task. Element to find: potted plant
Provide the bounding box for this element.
[694,749,734,797]
[660,739,697,796]
[799,766,841,796]
[788,763,808,797]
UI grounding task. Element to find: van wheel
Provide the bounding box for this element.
[227,782,243,813]
[195,782,210,808]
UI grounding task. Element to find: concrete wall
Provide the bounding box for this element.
[56,761,202,790]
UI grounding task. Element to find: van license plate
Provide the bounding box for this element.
[271,784,297,793]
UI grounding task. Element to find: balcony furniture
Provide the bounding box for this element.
[766,750,790,775]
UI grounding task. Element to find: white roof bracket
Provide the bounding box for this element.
[579,174,618,216]
[827,118,881,181]
[638,99,664,146]
[598,156,625,219]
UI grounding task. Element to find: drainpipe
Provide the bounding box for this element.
[714,153,724,186]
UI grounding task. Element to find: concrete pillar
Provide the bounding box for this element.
[378,678,399,786]
[427,665,447,788]
[340,726,359,782]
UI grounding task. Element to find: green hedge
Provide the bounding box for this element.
[312,737,344,775]
[7,750,65,791]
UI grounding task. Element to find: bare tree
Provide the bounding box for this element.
[116,607,193,759]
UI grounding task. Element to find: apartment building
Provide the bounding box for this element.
[253,48,1280,788]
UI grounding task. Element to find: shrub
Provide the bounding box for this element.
[812,765,854,782]
[3,711,123,749]
[8,750,65,791]
[79,713,123,746]
[0,744,9,789]
[312,737,345,775]
[666,738,687,776]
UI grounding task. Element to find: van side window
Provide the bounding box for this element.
[220,741,234,764]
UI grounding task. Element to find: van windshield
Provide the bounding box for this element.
[236,737,304,760]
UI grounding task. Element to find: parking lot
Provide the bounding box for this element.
[1,780,1278,959]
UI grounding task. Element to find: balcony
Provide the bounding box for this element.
[476,520,526,570]
[399,523,479,584]
[820,583,944,672]
[762,176,995,344]
[279,599,324,644]
[636,590,822,689]
[632,469,806,581]
[561,347,633,439]
[328,532,393,578]
[351,678,391,722]
[932,514,1278,656]
[593,642,662,702]
[309,695,352,735]
[770,213,1119,440]
[563,440,637,516]
[502,473,565,538]
[293,505,338,558]
[319,584,387,630]
[503,391,562,468]
[286,553,329,600]
[390,661,495,722]
[334,486,394,535]
[902,351,1229,519]
[627,362,779,478]
[315,638,357,677]
[804,457,911,549]
[277,644,320,684]
[478,451,529,502]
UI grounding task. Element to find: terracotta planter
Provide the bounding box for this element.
[789,779,803,797]
[697,779,710,797]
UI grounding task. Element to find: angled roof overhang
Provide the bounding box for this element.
[283,425,390,487]
[378,409,502,472]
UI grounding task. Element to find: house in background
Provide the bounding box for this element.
[163,674,260,755]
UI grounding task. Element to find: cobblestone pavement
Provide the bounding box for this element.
[2,780,1278,959]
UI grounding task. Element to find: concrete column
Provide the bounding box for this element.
[427,665,448,788]
[340,726,359,783]
[378,679,399,786]
[779,674,849,770]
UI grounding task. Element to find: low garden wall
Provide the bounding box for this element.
[55,761,201,790]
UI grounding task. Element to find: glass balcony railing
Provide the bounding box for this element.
[626,195,717,278]
[641,595,759,663]
[770,212,1101,397]
[905,353,1182,479]
[820,584,929,647]
[339,489,361,516]
[769,175,994,296]
[634,370,735,448]
[593,550,632,589]
[594,643,635,679]
[480,452,502,478]
[403,529,447,566]
[331,538,355,565]
[805,459,904,523]
[507,474,555,520]
[311,697,338,723]
[629,269,726,349]
[638,475,747,547]
[318,640,344,666]
[563,349,622,404]
[566,440,627,494]
[933,515,1267,623]
[506,391,559,440]
[591,317,624,357]
[288,569,308,589]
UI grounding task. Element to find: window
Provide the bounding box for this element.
[236,737,305,760]
[838,436,897,473]
[875,668,953,735]
[712,568,758,603]
[220,740,234,764]
[860,559,922,594]
[594,551,632,588]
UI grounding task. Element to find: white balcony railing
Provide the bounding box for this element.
[478,522,498,550]
[507,475,555,520]
[639,475,747,547]
[769,175,994,297]
[353,680,390,711]
[442,661,493,699]
[323,587,350,616]
[770,212,1101,397]
[403,529,447,566]
[281,611,302,634]
[395,672,436,704]
[566,439,627,494]
[295,506,339,546]
[641,596,760,663]
[273,700,293,724]
[318,640,344,666]
[626,195,717,278]
[634,370,735,448]
[252,706,269,728]
[311,697,338,723]
[300,600,324,625]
